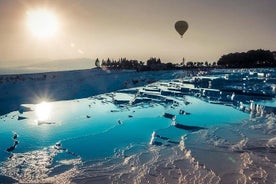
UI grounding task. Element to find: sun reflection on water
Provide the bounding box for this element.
[35,101,52,122]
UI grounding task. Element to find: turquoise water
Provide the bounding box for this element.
[3,83,276,183]
[0,95,248,159]
[1,69,275,183]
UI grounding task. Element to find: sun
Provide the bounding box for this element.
[26,9,59,38]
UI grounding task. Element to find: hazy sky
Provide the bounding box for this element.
[0,0,275,67]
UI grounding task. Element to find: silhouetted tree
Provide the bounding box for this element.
[146,57,163,70]
[186,61,194,67]
[99,56,220,71]
[217,49,275,68]
[106,58,111,66]
[212,62,217,67]
[166,62,174,69]
[95,58,100,67]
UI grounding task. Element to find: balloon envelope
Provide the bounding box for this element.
[175,21,188,37]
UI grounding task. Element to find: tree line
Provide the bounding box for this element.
[217,49,276,68]
[96,57,215,71]
[95,49,276,71]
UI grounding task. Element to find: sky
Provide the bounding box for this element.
[0,0,275,67]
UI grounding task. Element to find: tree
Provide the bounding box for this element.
[217,49,276,68]
[95,58,100,67]
[186,61,194,67]
[146,57,162,70]
[212,62,217,67]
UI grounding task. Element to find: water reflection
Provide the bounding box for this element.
[35,101,52,122]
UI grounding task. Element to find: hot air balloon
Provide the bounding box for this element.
[175,20,188,38]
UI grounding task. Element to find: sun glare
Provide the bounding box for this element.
[26,9,59,38]
[35,101,51,121]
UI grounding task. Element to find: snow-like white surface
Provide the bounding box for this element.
[0,68,186,114]
[0,68,276,183]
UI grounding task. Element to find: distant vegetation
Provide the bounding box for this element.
[97,57,215,71]
[95,49,276,71]
[217,49,276,68]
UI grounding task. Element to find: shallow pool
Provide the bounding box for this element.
[0,90,253,183]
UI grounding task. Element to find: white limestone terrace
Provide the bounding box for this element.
[0,68,276,184]
[0,68,190,115]
[117,68,276,116]
[0,67,275,116]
